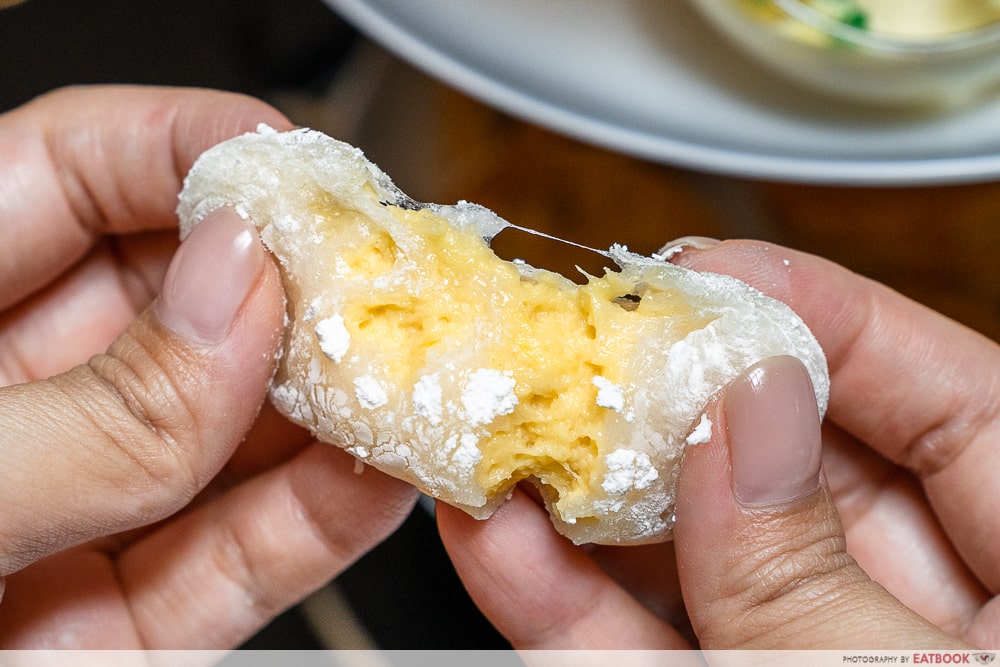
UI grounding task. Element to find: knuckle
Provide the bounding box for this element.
[709,501,870,647]
[209,521,280,621]
[289,471,412,567]
[79,329,203,500]
[742,518,857,605]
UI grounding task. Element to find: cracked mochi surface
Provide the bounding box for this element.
[177,126,829,545]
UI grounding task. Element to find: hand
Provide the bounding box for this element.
[0,86,418,648]
[437,238,998,649]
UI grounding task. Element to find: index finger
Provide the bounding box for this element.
[0,85,293,310]
[672,240,1000,591]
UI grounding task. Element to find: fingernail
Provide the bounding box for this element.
[726,356,822,506]
[655,236,720,262]
[155,208,265,344]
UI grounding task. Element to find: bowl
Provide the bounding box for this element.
[689,0,1000,110]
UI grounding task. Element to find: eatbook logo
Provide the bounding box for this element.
[910,654,997,664]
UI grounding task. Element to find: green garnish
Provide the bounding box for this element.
[807,0,870,30]
[841,9,868,29]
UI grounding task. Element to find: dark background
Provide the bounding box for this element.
[0,0,355,111]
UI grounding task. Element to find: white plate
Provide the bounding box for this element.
[326,0,1000,185]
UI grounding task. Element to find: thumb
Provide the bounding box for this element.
[674,355,963,649]
[0,208,284,575]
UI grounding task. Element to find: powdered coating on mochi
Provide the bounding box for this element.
[315,314,350,363]
[412,375,444,426]
[354,375,388,409]
[602,449,660,495]
[686,414,713,446]
[592,375,625,412]
[460,369,518,426]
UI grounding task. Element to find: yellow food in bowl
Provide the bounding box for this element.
[694,0,1000,108]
